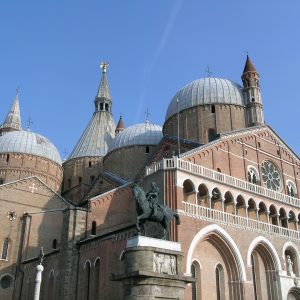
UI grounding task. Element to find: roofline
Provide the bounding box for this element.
[178,124,300,163]
[86,181,133,203]
[0,176,75,207]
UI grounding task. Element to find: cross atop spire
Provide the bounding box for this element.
[205,65,212,77]
[0,90,22,135]
[100,61,109,73]
[96,61,111,100]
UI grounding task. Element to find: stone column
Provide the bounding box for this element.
[33,264,44,300]
[33,247,44,300]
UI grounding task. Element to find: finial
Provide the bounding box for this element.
[26,117,33,130]
[145,108,150,123]
[38,247,44,265]
[62,148,68,161]
[205,65,212,77]
[100,61,109,73]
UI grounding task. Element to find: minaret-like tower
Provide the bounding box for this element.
[115,116,125,135]
[241,55,264,127]
[95,62,112,113]
[62,62,116,203]
[0,91,21,136]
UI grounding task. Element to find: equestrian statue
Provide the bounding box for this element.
[132,182,180,239]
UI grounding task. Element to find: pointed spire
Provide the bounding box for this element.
[96,61,111,99]
[243,55,257,73]
[0,90,22,135]
[115,116,125,135]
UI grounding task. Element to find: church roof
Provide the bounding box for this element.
[165,77,245,120]
[0,130,62,165]
[107,122,163,153]
[68,63,116,160]
[68,112,115,159]
[0,92,21,132]
[116,116,125,131]
[243,55,257,73]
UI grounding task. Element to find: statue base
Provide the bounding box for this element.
[112,236,193,300]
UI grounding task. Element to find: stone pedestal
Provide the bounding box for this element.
[113,236,193,300]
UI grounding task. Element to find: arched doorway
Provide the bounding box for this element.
[186,225,245,300]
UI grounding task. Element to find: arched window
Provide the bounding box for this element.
[287,180,297,197]
[94,259,100,299]
[52,239,57,249]
[47,271,55,300]
[211,105,216,114]
[145,146,150,153]
[215,264,224,300]
[88,161,92,168]
[6,154,9,163]
[1,238,9,260]
[248,166,259,185]
[84,262,91,300]
[100,103,103,111]
[78,177,82,184]
[0,178,4,185]
[280,208,288,228]
[105,103,109,111]
[208,128,217,142]
[191,261,201,300]
[251,254,258,300]
[183,180,195,202]
[91,221,97,236]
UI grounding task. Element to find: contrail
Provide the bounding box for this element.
[135,0,183,123]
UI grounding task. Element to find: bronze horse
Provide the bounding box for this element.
[132,183,180,239]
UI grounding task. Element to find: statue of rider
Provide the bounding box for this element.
[146,182,160,216]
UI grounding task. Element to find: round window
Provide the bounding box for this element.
[261,161,281,191]
[0,275,13,289]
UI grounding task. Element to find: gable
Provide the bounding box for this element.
[180,126,300,197]
[0,176,71,211]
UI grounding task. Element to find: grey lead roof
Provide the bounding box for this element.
[0,130,62,165]
[165,77,245,120]
[107,122,163,153]
[68,112,115,159]
[0,93,21,131]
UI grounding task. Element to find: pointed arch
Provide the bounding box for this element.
[247,236,281,271]
[282,241,300,276]
[186,224,246,282]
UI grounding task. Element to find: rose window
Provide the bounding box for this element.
[261,161,281,191]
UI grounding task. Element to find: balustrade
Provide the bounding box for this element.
[145,157,300,207]
[182,202,300,241]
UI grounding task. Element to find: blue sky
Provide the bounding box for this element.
[0,1,299,157]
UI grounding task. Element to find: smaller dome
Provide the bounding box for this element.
[108,122,163,153]
[166,77,245,120]
[0,130,62,165]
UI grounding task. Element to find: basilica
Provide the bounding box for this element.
[0,56,300,300]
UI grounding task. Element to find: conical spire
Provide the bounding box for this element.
[96,62,111,99]
[115,115,125,135]
[0,91,22,135]
[243,55,257,73]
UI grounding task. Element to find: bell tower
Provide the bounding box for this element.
[241,55,264,126]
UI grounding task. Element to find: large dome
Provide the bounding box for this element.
[0,130,62,165]
[165,77,245,120]
[107,122,163,153]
